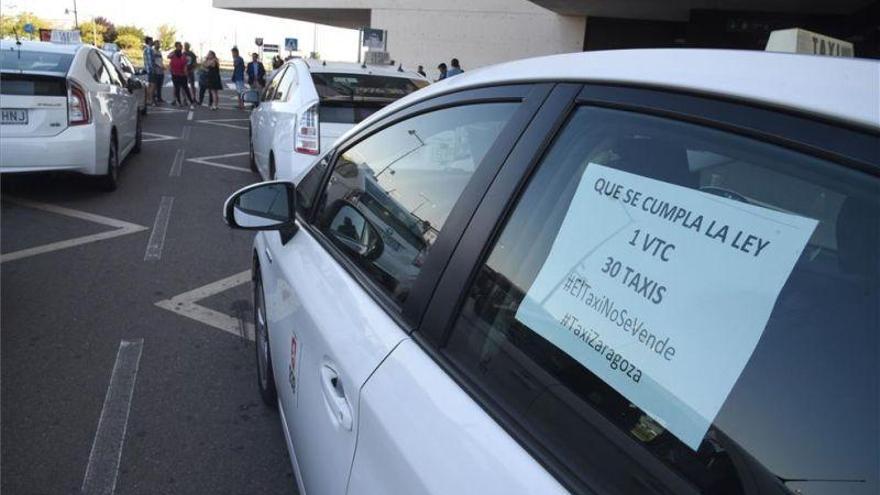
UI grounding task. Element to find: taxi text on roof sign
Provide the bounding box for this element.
[49,30,82,45]
[765,28,854,57]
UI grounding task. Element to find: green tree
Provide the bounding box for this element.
[115,33,141,50]
[93,16,117,42]
[116,24,145,41]
[0,12,51,40]
[157,24,176,50]
[79,20,107,46]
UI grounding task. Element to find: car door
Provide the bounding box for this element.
[368,83,880,495]
[258,85,549,495]
[252,69,284,178]
[92,51,133,151]
[101,52,137,150]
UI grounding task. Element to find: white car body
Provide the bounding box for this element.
[248,59,428,182]
[234,50,879,495]
[0,40,140,180]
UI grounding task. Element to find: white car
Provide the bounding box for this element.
[0,40,143,190]
[244,59,428,181]
[224,50,879,495]
[105,50,147,116]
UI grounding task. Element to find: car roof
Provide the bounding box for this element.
[357,49,880,133]
[0,39,85,55]
[299,59,427,81]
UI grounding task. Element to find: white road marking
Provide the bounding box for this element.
[186,110,193,121]
[147,106,186,114]
[169,149,185,177]
[195,118,249,130]
[0,198,149,263]
[181,126,191,141]
[141,132,178,143]
[143,196,174,261]
[155,270,255,340]
[186,152,251,173]
[81,339,143,495]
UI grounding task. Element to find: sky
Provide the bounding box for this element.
[2,0,361,61]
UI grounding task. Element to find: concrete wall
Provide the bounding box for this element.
[372,1,585,79]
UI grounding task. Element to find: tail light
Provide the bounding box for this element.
[67,79,90,126]
[295,102,319,155]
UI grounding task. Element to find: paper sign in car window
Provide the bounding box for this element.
[515,163,818,450]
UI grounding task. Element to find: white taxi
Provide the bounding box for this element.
[0,40,143,190]
[224,50,879,495]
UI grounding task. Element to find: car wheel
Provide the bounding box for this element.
[248,127,258,174]
[98,136,119,192]
[131,115,143,154]
[254,270,278,407]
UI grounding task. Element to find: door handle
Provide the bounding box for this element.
[320,364,352,430]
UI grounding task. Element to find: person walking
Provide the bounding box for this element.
[202,50,222,110]
[151,40,166,104]
[246,53,266,90]
[142,36,154,105]
[231,47,245,109]
[447,58,464,77]
[436,62,448,81]
[184,42,198,98]
[169,42,195,109]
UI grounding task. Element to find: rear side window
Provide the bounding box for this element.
[314,103,519,306]
[273,65,296,101]
[86,51,112,85]
[442,106,879,494]
[0,49,74,73]
[311,72,424,124]
[0,73,66,96]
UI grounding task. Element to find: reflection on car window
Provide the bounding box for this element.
[443,106,879,495]
[315,103,519,305]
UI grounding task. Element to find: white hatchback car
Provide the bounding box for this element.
[0,40,143,190]
[225,50,879,495]
[244,59,428,181]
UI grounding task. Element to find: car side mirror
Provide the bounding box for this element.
[125,78,142,93]
[242,89,260,107]
[328,202,383,260]
[134,68,146,76]
[224,181,298,240]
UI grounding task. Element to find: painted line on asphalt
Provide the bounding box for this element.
[144,196,174,261]
[181,125,192,141]
[169,149,185,177]
[155,270,254,340]
[142,132,178,143]
[186,151,251,173]
[81,339,143,495]
[0,198,149,263]
[195,118,249,130]
[187,110,193,121]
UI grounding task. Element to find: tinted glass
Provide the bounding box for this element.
[274,65,296,101]
[87,51,112,85]
[443,106,879,495]
[311,72,424,124]
[262,67,284,101]
[315,103,519,305]
[98,52,122,86]
[296,155,330,218]
[0,50,74,73]
[0,73,66,96]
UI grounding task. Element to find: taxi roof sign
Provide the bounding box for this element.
[765,28,853,57]
[50,30,82,45]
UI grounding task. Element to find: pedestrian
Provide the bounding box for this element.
[142,36,154,105]
[231,47,245,109]
[246,53,266,90]
[272,55,283,70]
[168,41,195,109]
[417,65,426,78]
[184,42,198,98]
[202,50,222,110]
[436,62,448,81]
[447,58,464,77]
[151,40,166,104]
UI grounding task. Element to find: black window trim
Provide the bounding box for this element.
[415,83,880,494]
[296,83,553,332]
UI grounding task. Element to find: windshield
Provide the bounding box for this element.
[0,49,74,74]
[312,72,427,124]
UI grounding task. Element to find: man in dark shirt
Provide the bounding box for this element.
[231,47,245,109]
[183,42,197,97]
[246,53,266,89]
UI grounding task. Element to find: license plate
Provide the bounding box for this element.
[1,109,28,125]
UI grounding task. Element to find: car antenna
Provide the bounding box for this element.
[397,63,403,72]
[322,60,326,66]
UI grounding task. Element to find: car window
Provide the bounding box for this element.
[314,103,520,306]
[97,52,122,86]
[0,50,74,73]
[296,154,330,218]
[262,67,285,102]
[274,64,296,101]
[441,106,879,495]
[311,72,426,124]
[87,51,112,85]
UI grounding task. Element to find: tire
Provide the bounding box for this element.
[131,115,143,154]
[248,126,258,174]
[254,271,278,407]
[98,136,119,192]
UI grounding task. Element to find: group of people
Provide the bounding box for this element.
[142,36,223,110]
[435,58,464,81]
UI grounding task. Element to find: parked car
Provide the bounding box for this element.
[243,59,428,181]
[105,50,147,116]
[223,50,879,495]
[0,40,143,190]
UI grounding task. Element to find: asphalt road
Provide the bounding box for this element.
[1,88,296,494]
